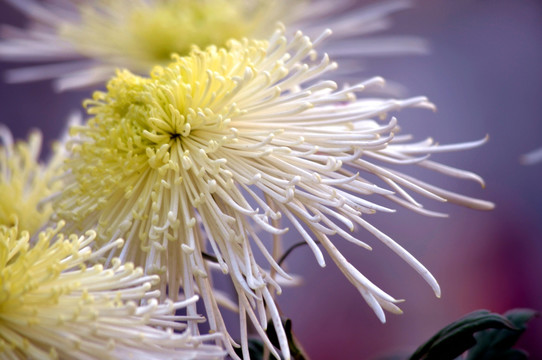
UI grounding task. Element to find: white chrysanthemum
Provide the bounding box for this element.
[0,0,425,91]
[0,221,225,360]
[52,26,493,359]
[0,126,65,233]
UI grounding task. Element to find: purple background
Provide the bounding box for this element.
[1,0,541,359]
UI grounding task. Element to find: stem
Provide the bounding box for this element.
[278,241,321,267]
[201,252,219,263]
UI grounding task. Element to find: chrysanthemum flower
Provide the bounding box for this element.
[53,26,493,359]
[0,221,225,359]
[0,126,64,233]
[0,0,425,90]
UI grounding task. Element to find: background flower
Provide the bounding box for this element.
[0,126,63,232]
[0,222,225,359]
[0,0,425,91]
[1,1,541,359]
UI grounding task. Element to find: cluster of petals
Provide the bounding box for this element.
[0,126,64,233]
[50,23,495,359]
[0,221,225,359]
[0,0,426,90]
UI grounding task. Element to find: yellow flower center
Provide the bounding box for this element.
[64,38,270,223]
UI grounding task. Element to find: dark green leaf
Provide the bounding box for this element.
[235,318,307,360]
[234,339,267,360]
[466,309,538,360]
[409,310,518,360]
[266,318,307,360]
[505,308,538,330]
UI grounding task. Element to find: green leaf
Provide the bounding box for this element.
[409,310,518,360]
[466,309,538,360]
[234,339,266,360]
[266,318,307,360]
[235,318,308,360]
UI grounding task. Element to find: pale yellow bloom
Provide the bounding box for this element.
[0,221,225,359]
[0,0,425,90]
[54,26,493,360]
[0,126,63,233]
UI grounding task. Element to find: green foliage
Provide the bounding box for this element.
[236,309,537,359]
[234,339,266,360]
[409,309,537,360]
[235,318,307,360]
[466,309,537,360]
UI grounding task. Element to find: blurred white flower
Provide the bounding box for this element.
[52,26,493,360]
[0,0,426,91]
[0,221,225,359]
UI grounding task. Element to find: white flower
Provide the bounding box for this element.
[52,26,493,359]
[0,221,225,360]
[0,0,425,91]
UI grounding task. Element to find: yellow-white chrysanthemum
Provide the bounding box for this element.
[53,26,493,360]
[0,126,64,233]
[0,0,425,90]
[0,221,225,359]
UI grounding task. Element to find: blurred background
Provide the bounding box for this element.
[1,0,541,359]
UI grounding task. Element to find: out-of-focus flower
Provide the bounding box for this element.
[0,0,425,90]
[53,26,493,359]
[521,147,542,165]
[0,221,225,359]
[0,125,64,233]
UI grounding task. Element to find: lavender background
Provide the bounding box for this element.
[1,0,541,359]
